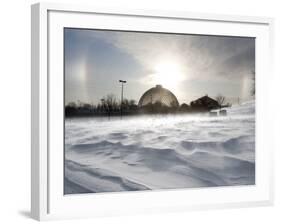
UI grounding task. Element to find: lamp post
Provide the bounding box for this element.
[119,80,127,118]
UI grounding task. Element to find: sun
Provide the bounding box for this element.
[152,60,185,90]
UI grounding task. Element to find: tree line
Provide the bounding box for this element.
[65,94,138,117]
[65,92,234,117]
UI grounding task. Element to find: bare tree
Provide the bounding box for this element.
[104,94,118,116]
[216,94,225,108]
[66,102,77,108]
[129,99,136,106]
[65,102,78,116]
[122,98,129,110]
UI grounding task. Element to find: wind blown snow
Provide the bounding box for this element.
[64,101,255,194]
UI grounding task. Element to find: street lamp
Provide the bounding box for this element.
[119,80,127,118]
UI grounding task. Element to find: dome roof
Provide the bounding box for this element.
[138,85,179,107]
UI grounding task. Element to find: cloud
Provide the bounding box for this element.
[64,28,255,104]
[95,31,255,82]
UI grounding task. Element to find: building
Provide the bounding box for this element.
[138,85,179,108]
[190,95,220,111]
[179,103,190,112]
[138,85,179,113]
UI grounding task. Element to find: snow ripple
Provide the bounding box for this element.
[65,101,255,194]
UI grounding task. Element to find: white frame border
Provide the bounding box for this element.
[31,2,274,221]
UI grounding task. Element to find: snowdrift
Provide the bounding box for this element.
[65,101,255,194]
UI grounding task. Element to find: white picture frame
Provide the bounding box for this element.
[31,2,274,221]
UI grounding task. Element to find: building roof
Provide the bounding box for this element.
[190,95,219,109]
[192,95,218,104]
[138,85,179,107]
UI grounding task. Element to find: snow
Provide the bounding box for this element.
[64,101,255,194]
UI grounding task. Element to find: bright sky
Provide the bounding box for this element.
[64,28,255,105]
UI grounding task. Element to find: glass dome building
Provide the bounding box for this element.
[138,85,179,108]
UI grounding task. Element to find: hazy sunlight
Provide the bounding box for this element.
[152,60,185,90]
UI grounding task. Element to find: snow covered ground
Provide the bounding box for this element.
[64,101,255,194]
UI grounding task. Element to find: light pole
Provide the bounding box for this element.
[119,80,127,118]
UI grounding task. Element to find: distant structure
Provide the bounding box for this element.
[138,85,179,114]
[190,95,220,111]
[179,103,190,112]
[65,86,230,117]
[138,85,179,107]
